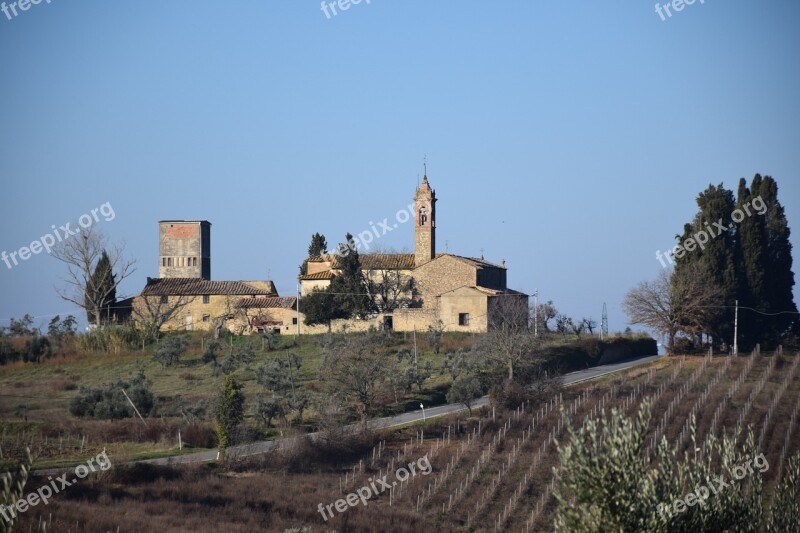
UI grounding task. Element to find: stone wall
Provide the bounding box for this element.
[439,287,489,332]
[412,255,477,309]
[158,221,210,279]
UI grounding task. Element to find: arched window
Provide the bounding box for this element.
[420,207,428,226]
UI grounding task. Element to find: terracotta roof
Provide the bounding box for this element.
[141,278,277,297]
[437,254,507,270]
[359,253,416,270]
[305,253,415,272]
[235,297,297,310]
[298,271,336,281]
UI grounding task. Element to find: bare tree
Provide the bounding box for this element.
[52,227,136,328]
[476,294,538,381]
[367,269,415,311]
[622,264,723,353]
[319,331,397,429]
[132,295,196,341]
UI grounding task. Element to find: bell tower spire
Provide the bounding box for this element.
[414,173,436,267]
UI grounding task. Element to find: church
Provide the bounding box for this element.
[131,175,527,335]
[297,175,528,333]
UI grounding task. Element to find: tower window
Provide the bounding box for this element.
[420,207,428,226]
[167,257,173,267]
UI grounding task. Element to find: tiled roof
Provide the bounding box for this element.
[439,254,506,270]
[235,297,297,310]
[305,253,416,271]
[359,253,416,270]
[298,271,336,281]
[141,278,277,296]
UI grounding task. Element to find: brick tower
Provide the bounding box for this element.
[414,176,436,267]
[158,220,211,279]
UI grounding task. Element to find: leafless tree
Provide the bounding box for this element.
[367,269,415,311]
[319,331,397,429]
[132,295,196,341]
[622,264,723,353]
[476,294,538,381]
[51,226,136,328]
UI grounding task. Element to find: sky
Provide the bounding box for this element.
[1,0,799,338]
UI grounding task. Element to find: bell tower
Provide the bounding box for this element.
[414,175,436,266]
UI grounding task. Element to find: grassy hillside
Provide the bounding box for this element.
[9,352,800,532]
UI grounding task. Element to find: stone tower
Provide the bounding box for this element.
[414,176,436,266]
[158,220,211,279]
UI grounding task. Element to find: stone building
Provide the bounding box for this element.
[131,176,526,336]
[298,176,528,333]
[132,220,292,335]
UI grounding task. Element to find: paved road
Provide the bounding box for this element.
[35,353,662,473]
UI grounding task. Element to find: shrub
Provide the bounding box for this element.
[76,324,142,353]
[446,374,482,414]
[70,372,155,420]
[152,336,188,368]
[22,336,51,363]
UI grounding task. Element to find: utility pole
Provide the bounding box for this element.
[533,289,539,337]
[733,299,739,357]
[413,325,418,365]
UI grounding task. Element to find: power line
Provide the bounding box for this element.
[696,305,800,317]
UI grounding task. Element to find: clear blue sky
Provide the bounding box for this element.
[1,0,799,336]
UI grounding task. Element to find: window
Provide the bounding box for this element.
[160,295,169,304]
[161,258,166,267]
[203,295,210,304]
[292,317,298,325]
[458,313,470,326]
[167,257,173,267]
[202,314,210,322]
[419,207,428,226]
[192,257,197,267]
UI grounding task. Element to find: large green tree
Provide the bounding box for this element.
[735,177,768,346]
[331,233,375,318]
[674,184,739,343]
[302,234,376,330]
[672,175,797,349]
[753,175,798,343]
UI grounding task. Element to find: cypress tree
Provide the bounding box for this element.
[299,233,328,276]
[734,176,767,349]
[674,184,739,344]
[755,175,798,343]
[85,251,116,326]
[331,233,375,318]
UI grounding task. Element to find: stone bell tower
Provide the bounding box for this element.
[414,176,436,266]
